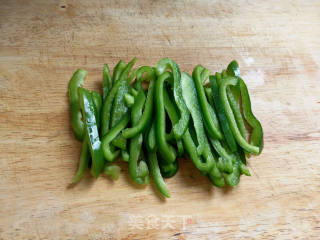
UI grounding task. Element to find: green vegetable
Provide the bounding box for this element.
[103,163,121,180]
[210,75,238,152]
[78,87,104,178]
[122,66,156,139]
[68,69,87,140]
[155,72,177,163]
[101,113,130,162]
[192,65,223,140]
[156,58,190,139]
[128,89,149,185]
[219,77,263,154]
[102,64,112,100]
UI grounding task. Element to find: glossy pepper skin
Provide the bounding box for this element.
[101,58,136,137]
[155,58,190,140]
[128,89,149,185]
[71,91,103,184]
[68,69,87,140]
[122,66,156,139]
[78,87,104,178]
[192,65,223,140]
[219,77,263,154]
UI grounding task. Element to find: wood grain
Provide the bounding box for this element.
[0,0,320,239]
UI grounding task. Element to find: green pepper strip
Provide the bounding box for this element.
[226,60,241,102]
[192,65,223,140]
[129,90,149,184]
[122,66,156,139]
[70,135,90,184]
[103,163,121,180]
[239,78,264,154]
[163,87,184,157]
[112,60,126,84]
[210,75,238,152]
[158,156,179,178]
[102,113,130,162]
[110,80,130,149]
[146,122,170,198]
[102,64,112,101]
[222,70,246,140]
[71,91,102,184]
[156,58,190,139]
[101,58,136,136]
[219,77,261,154]
[209,138,234,174]
[155,72,177,163]
[79,88,104,178]
[91,91,102,129]
[163,85,215,175]
[68,69,87,140]
[181,72,206,155]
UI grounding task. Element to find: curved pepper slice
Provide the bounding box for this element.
[155,72,177,163]
[128,90,149,185]
[68,69,87,140]
[102,64,112,100]
[101,58,136,136]
[210,75,238,152]
[181,72,206,155]
[102,113,130,162]
[156,58,190,139]
[163,85,215,175]
[239,78,264,153]
[79,88,104,178]
[146,123,170,198]
[222,70,246,141]
[112,60,126,84]
[219,77,263,154]
[122,66,156,139]
[163,87,184,157]
[70,135,90,184]
[192,65,223,140]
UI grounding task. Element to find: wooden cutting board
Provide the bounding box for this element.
[1,0,319,239]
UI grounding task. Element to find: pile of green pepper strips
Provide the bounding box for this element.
[68,57,263,198]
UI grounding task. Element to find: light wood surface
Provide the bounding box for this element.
[1,0,320,239]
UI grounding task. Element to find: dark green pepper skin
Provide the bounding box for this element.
[128,89,149,185]
[68,69,87,140]
[78,87,104,178]
[156,58,190,140]
[192,65,223,140]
